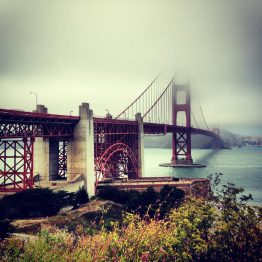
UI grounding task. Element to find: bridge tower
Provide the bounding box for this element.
[171,83,193,165]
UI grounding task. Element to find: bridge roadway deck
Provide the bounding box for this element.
[0,108,217,139]
[143,122,218,138]
[0,109,79,124]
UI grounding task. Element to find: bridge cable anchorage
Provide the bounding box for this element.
[115,73,160,119]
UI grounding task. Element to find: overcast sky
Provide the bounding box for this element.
[0,0,262,135]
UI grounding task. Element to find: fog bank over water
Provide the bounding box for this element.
[0,0,262,135]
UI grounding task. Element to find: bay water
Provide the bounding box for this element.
[144,147,262,206]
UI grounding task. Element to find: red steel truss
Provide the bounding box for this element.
[0,122,76,138]
[0,110,78,191]
[0,109,78,138]
[0,137,34,192]
[58,140,67,179]
[173,132,191,157]
[94,118,139,184]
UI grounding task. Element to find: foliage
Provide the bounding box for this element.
[158,185,185,218]
[0,187,89,220]
[72,186,89,208]
[0,220,14,240]
[97,186,132,205]
[1,174,262,261]
[1,201,211,262]
[207,173,262,261]
[98,186,185,218]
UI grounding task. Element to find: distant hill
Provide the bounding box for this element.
[144,129,242,149]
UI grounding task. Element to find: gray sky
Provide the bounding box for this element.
[0,0,262,135]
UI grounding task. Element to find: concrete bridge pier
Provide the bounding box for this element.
[33,105,60,182]
[34,137,49,181]
[33,105,50,182]
[67,103,95,197]
[135,113,145,178]
[34,138,60,181]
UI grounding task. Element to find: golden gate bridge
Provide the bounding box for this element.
[0,75,223,195]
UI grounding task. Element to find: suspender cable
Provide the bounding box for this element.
[198,99,209,130]
[115,74,160,119]
[143,76,175,119]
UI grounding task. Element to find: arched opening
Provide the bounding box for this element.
[95,143,138,183]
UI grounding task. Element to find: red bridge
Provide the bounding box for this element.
[0,76,223,195]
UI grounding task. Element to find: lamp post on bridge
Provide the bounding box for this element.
[30,91,38,110]
[105,109,112,119]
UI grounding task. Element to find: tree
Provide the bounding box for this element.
[207,173,262,261]
[158,185,185,218]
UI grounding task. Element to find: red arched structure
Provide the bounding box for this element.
[95,142,138,183]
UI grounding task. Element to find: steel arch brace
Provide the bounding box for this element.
[95,142,138,187]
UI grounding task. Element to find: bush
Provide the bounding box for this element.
[98,186,185,218]
[0,220,14,240]
[159,185,185,218]
[1,174,262,261]
[72,186,89,208]
[97,187,131,205]
[0,188,65,219]
[0,187,89,220]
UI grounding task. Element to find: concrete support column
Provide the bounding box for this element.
[67,103,95,197]
[135,113,145,178]
[34,137,49,181]
[33,105,50,182]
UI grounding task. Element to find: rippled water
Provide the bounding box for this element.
[144,147,262,206]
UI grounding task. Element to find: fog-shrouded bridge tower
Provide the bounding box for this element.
[171,83,193,166]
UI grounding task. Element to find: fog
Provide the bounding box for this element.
[0,0,261,135]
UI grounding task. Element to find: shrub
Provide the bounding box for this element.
[97,187,131,204]
[98,186,185,218]
[1,174,262,261]
[0,188,65,219]
[72,186,89,208]
[158,185,185,218]
[0,187,89,220]
[0,220,14,240]
[1,188,262,261]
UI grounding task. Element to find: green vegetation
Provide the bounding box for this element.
[0,186,89,239]
[97,185,185,218]
[0,187,89,220]
[1,175,262,261]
